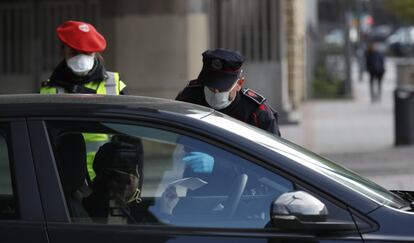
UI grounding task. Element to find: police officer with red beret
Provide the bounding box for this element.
[40,20,127,95]
[176,48,281,136]
[40,20,128,180]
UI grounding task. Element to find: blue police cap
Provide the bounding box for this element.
[197,48,246,91]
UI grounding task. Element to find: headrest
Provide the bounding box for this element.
[93,140,143,175]
[56,133,87,193]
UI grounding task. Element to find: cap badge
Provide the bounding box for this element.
[78,24,90,32]
[248,90,257,97]
[211,59,223,70]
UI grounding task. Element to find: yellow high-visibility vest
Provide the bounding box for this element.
[40,72,126,178]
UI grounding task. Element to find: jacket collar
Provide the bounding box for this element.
[49,59,106,86]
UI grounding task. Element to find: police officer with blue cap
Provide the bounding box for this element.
[176,48,281,135]
[176,48,281,174]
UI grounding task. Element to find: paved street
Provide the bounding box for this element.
[280,57,414,190]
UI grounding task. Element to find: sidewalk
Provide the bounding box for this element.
[280,57,414,190]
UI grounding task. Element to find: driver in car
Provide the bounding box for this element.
[83,140,143,224]
[83,137,177,224]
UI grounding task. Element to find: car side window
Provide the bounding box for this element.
[0,124,18,219]
[47,121,294,228]
[141,135,295,228]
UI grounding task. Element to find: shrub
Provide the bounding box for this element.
[311,66,345,98]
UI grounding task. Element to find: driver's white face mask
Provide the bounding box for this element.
[66,54,95,76]
[204,81,238,110]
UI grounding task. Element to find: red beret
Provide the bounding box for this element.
[57,20,106,53]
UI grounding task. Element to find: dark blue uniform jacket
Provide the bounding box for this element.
[176,79,281,137]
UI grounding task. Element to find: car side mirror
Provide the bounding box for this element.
[271,191,356,233]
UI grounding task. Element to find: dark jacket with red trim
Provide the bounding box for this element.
[176,80,281,136]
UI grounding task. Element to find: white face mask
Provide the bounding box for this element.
[66,54,95,76]
[204,86,233,110]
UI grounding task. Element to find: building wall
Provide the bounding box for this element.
[0,0,101,94]
[285,0,306,110]
[101,0,208,99]
[305,0,318,99]
[208,0,290,119]
[0,0,316,125]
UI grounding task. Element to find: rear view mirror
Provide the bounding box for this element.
[271,191,356,233]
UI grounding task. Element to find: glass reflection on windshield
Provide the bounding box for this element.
[202,113,408,209]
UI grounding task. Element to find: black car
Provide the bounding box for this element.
[1,94,414,243]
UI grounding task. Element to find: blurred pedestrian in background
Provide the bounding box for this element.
[40,20,127,178]
[365,42,385,102]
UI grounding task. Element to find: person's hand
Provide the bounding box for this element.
[183,151,214,173]
[160,186,179,215]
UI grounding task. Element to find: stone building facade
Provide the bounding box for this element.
[0,0,317,122]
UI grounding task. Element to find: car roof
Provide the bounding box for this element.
[0,94,383,213]
[0,94,213,118]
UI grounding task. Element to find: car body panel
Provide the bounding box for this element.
[0,94,213,119]
[28,120,70,221]
[362,206,414,242]
[46,222,363,243]
[0,94,412,242]
[2,119,49,242]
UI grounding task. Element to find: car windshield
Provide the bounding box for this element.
[202,112,409,209]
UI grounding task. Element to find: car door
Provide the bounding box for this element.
[29,117,363,243]
[0,120,48,243]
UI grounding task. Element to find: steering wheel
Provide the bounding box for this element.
[226,173,248,219]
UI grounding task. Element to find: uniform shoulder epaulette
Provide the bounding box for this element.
[187,79,202,88]
[242,88,266,105]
